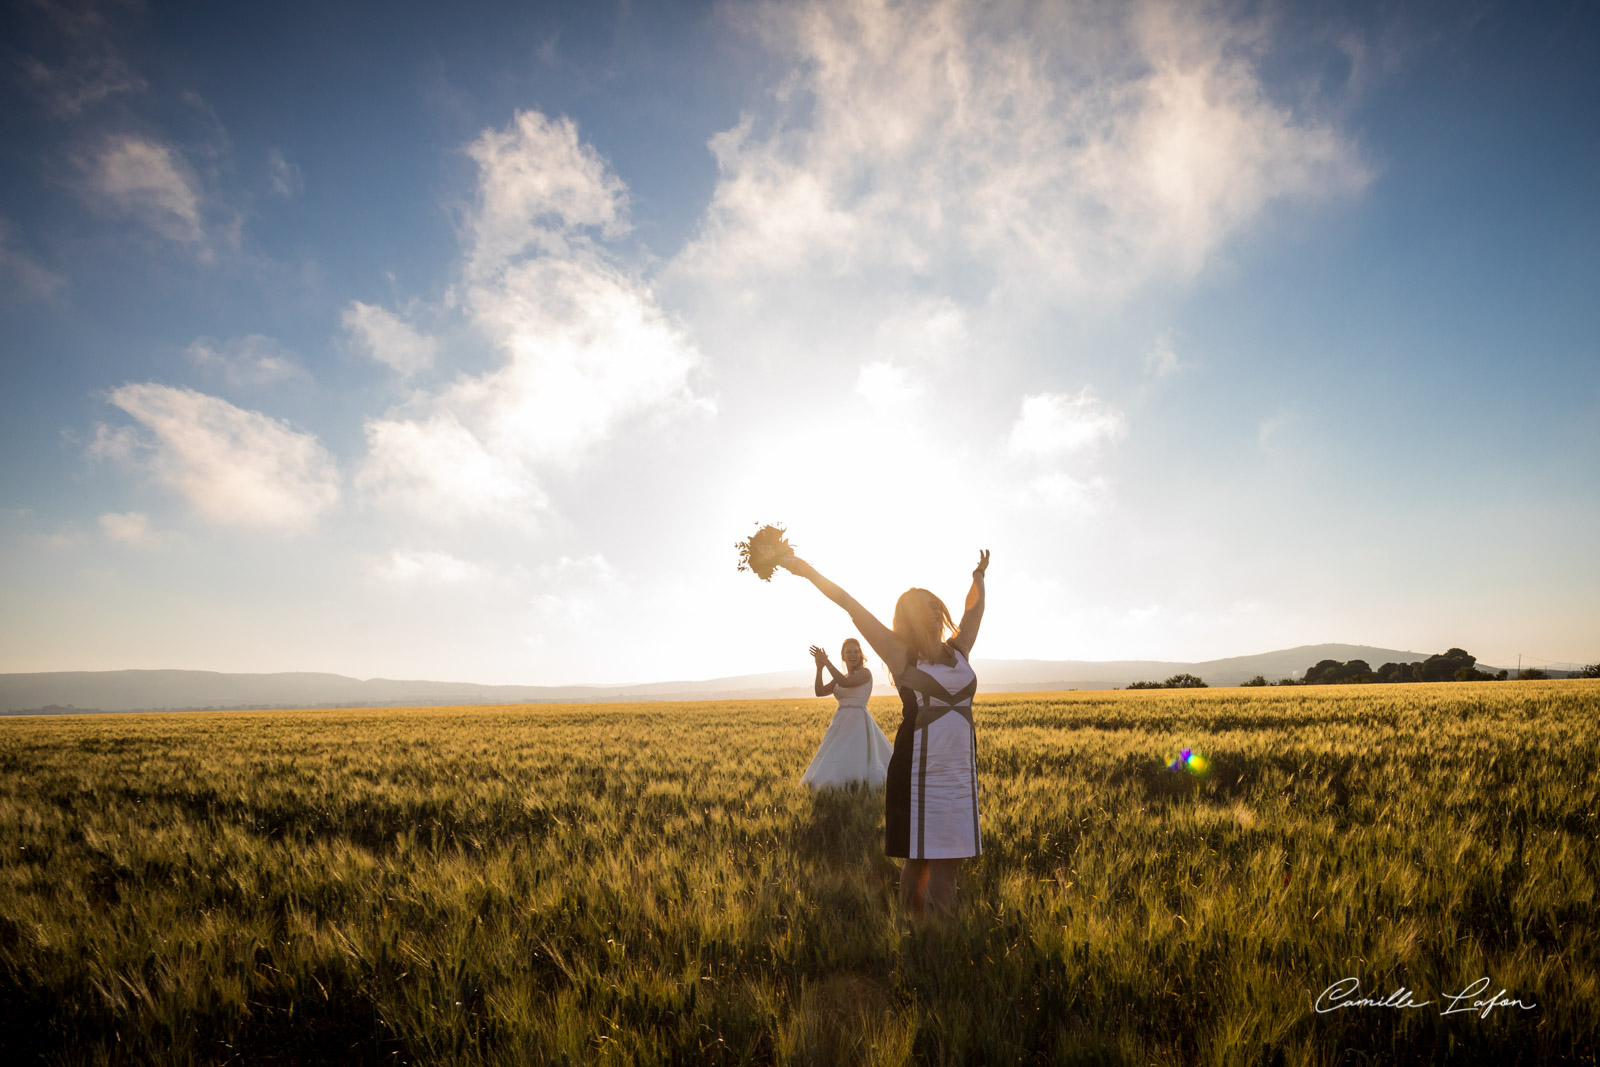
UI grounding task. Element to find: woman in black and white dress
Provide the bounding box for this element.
[777,549,989,918]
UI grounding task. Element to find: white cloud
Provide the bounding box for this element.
[458,253,711,461]
[1011,472,1113,516]
[98,511,156,547]
[0,219,65,299]
[679,0,1369,299]
[40,524,86,550]
[854,360,924,410]
[186,335,309,387]
[267,148,302,197]
[22,52,144,117]
[1258,408,1294,457]
[373,548,487,586]
[463,110,629,276]
[359,414,546,524]
[86,421,141,464]
[357,109,709,525]
[684,112,863,276]
[529,553,628,627]
[1009,389,1128,458]
[870,298,970,365]
[94,384,339,532]
[1144,329,1182,380]
[82,135,205,245]
[16,3,146,119]
[342,302,437,378]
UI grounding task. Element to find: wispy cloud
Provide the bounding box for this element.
[13,0,146,118]
[372,548,487,586]
[458,252,712,462]
[529,553,628,627]
[19,50,144,118]
[1009,389,1128,458]
[92,383,339,532]
[1012,471,1114,516]
[98,510,157,547]
[1258,407,1294,457]
[80,134,206,246]
[1004,387,1128,516]
[854,360,925,410]
[39,523,86,550]
[870,298,971,366]
[463,110,629,276]
[1144,329,1182,380]
[267,148,302,197]
[358,413,546,525]
[0,219,66,299]
[341,302,437,379]
[16,4,253,263]
[680,0,1369,300]
[357,108,710,526]
[186,335,310,387]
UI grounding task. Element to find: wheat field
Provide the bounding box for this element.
[1,682,1596,1065]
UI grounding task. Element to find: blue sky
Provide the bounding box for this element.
[2,0,1596,684]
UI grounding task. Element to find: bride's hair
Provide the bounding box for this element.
[893,588,955,668]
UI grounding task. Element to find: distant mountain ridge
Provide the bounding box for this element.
[1,644,1442,713]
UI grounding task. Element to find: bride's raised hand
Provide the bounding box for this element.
[973,549,990,580]
[809,645,829,666]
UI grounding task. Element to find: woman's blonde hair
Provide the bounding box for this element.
[893,588,955,668]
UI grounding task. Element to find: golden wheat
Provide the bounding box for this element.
[0,682,1594,1064]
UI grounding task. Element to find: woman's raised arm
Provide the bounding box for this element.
[948,549,989,658]
[779,556,907,671]
[809,646,837,696]
[810,646,871,692]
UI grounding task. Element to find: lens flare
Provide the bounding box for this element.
[1165,747,1209,776]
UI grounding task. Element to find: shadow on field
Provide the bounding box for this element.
[894,919,1153,1066]
[793,785,891,870]
[791,784,903,931]
[1113,751,1358,821]
[783,972,902,1065]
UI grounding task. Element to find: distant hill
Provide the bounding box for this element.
[974,643,1435,691]
[0,644,1444,714]
[0,670,673,714]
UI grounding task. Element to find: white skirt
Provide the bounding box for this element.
[801,705,893,789]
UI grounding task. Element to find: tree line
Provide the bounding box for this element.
[1122,651,1598,690]
[1240,648,1600,687]
[1125,673,1208,690]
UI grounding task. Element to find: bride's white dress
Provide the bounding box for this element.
[801,674,893,789]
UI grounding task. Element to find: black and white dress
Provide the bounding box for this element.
[885,646,981,859]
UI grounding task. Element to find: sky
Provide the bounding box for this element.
[1,0,1597,685]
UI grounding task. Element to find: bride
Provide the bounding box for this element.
[800,638,893,789]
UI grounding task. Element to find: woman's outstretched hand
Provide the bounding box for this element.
[809,645,829,667]
[973,549,990,580]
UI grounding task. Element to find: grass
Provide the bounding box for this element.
[1,682,1596,1065]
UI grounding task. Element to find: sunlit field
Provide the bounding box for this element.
[2,683,1596,1065]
